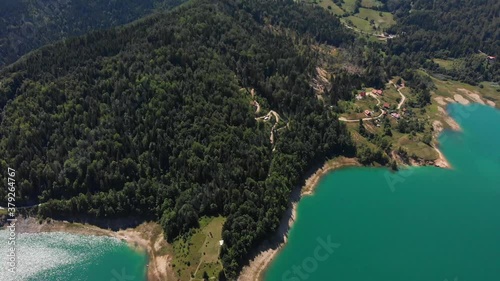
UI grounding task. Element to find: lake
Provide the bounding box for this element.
[265,103,500,281]
[0,230,147,281]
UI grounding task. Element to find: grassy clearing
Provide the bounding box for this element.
[311,0,395,40]
[356,8,395,30]
[170,216,225,280]
[432,58,456,71]
[339,96,379,120]
[347,123,382,147]
[0,208,7,215]
[340,0,358,13]
[361,0,382,8]
[396,133,438,161]
[345,16,373,33]
[339,84,403,120]
[380,86,402,106]
[315,0,345,15]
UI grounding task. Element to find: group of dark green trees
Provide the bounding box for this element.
[0,0,360,278]
[0,0,187,68]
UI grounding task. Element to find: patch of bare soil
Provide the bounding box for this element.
[453,94,470,105]
[437,106,461,131]
[434,96,448,106]
[457,88,485,105]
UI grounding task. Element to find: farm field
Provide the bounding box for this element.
[311,0,396,36]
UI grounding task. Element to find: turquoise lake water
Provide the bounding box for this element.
[0,230,147,281]
[265,103,500,281]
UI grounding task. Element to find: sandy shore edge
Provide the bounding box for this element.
[6,217,173,281]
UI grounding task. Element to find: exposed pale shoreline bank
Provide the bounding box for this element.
[429,91,498,169]
[4,217,173,281]
[237,157,361,281]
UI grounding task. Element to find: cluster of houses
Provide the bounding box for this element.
[390,112,401,119]
[355,91,367,100]
[355,89,384,100]
[357,88,404,119]
[371,89,383,96]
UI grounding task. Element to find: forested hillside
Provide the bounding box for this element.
[0,0,186,68]
[385,0,499,83]
[0,0,360,277]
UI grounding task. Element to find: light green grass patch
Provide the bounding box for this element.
[397,135,438,161]
[381,86,402,105]
[198,216,225,263]
[355,8,395,30]
[346,122,381,149]
[345,16,373,33]
[361,0,383,8]
[171,216,226,281]
[432,58,456,71]
[341,0,358,13]
[315,0,345,15]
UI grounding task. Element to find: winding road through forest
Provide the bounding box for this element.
[395,85,406,109]
[251,88,286,146]
[256,110,281,144]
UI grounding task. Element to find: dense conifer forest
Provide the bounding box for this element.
[0,0,366,277]
[0,0,186,68]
